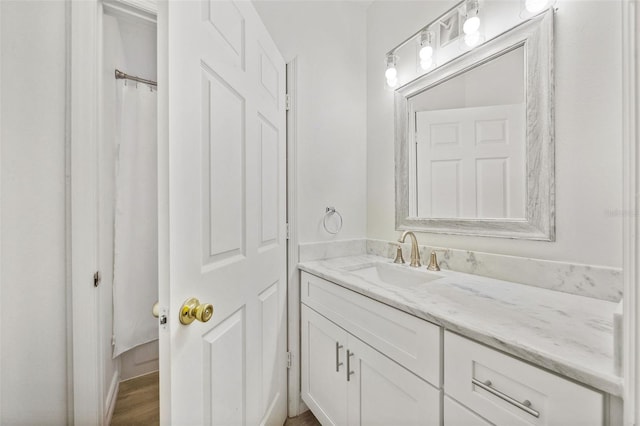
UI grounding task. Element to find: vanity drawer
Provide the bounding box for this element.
[301,271,441,386]
[444,331,603,426]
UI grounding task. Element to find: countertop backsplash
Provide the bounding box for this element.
[298,238,622,302]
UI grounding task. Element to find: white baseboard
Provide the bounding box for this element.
[120,369,159,383]
[119,340,159,381]
[105,370,120,425]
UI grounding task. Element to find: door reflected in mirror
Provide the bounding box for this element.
[409,46,525,220]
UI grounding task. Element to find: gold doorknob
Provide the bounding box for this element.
[179,297,214,325]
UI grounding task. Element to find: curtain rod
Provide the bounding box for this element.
[114,69,157,87]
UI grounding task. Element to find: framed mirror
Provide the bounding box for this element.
[395,10,554,240]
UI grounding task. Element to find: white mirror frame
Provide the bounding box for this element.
[395,9,555,241]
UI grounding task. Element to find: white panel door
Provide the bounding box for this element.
[160,1,287,424]
[415,104,525,219]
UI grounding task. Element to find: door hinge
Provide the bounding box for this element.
[286,223,290,240]
[285,94,291,111]
[287,351,292,369]
[93,270,101,287]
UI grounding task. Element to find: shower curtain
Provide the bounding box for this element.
[112,79,158,358]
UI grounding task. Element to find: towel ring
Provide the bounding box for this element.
[323,207,343,235]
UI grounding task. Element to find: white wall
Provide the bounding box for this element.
[367,0,623,268]
[1,1,69,423]
[254,0,368,243]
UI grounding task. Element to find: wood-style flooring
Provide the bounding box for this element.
[284,410,321,426]
[109,371,320,425]
[111,371,159,425]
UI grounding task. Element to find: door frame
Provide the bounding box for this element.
[285,57,309,418]
[622,0,639,424]
[0,3,3,422]
[156,1,170,422]
[68,1,102,424]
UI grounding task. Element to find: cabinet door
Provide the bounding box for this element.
[444,396,493,426]
[302,305,348,426]
[347,336,441,426]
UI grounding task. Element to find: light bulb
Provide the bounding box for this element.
[463,16,480,35]
[525,0,549,13]
[419,45,433,60]
[386,77,398,88]
[385,66,397,80]
[420,57,433,70]
[464,32,481,47]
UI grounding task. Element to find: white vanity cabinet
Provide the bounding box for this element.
[300,272,441,425]
[300,271,609,426]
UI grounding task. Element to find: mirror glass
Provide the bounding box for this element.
[395,11,554,240]
[408,46,525,220]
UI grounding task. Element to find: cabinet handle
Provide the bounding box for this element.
[472,378,540,418]
[346,350,355,382]
[336,342,344,372]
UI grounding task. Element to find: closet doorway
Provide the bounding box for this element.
[99,1,160,423]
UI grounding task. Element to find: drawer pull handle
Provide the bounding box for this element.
[347,350,355,381]
[336,342,344,372]
[472,378,540,418]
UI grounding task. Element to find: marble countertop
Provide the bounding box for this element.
[298,254,622,396]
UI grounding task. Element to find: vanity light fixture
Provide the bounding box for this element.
[385,54,398,88]
[464,31,483,47]
[462,0,484,47]
[463,0,481,35]
[418,31,434,70]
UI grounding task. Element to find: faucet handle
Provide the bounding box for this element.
[427,251,440,271]
[393,244,405,264]
[427,249,449,271]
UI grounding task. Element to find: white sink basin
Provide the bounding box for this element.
[346,262,443,288]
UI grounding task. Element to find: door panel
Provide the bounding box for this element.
[202,0,245,70]
[201,65,246,265]
[202,309,245,425]
[258,116,279,248]
[162,1,287,424]
[259,281,282,421]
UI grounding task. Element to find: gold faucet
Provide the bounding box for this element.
[398,231,421,267]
